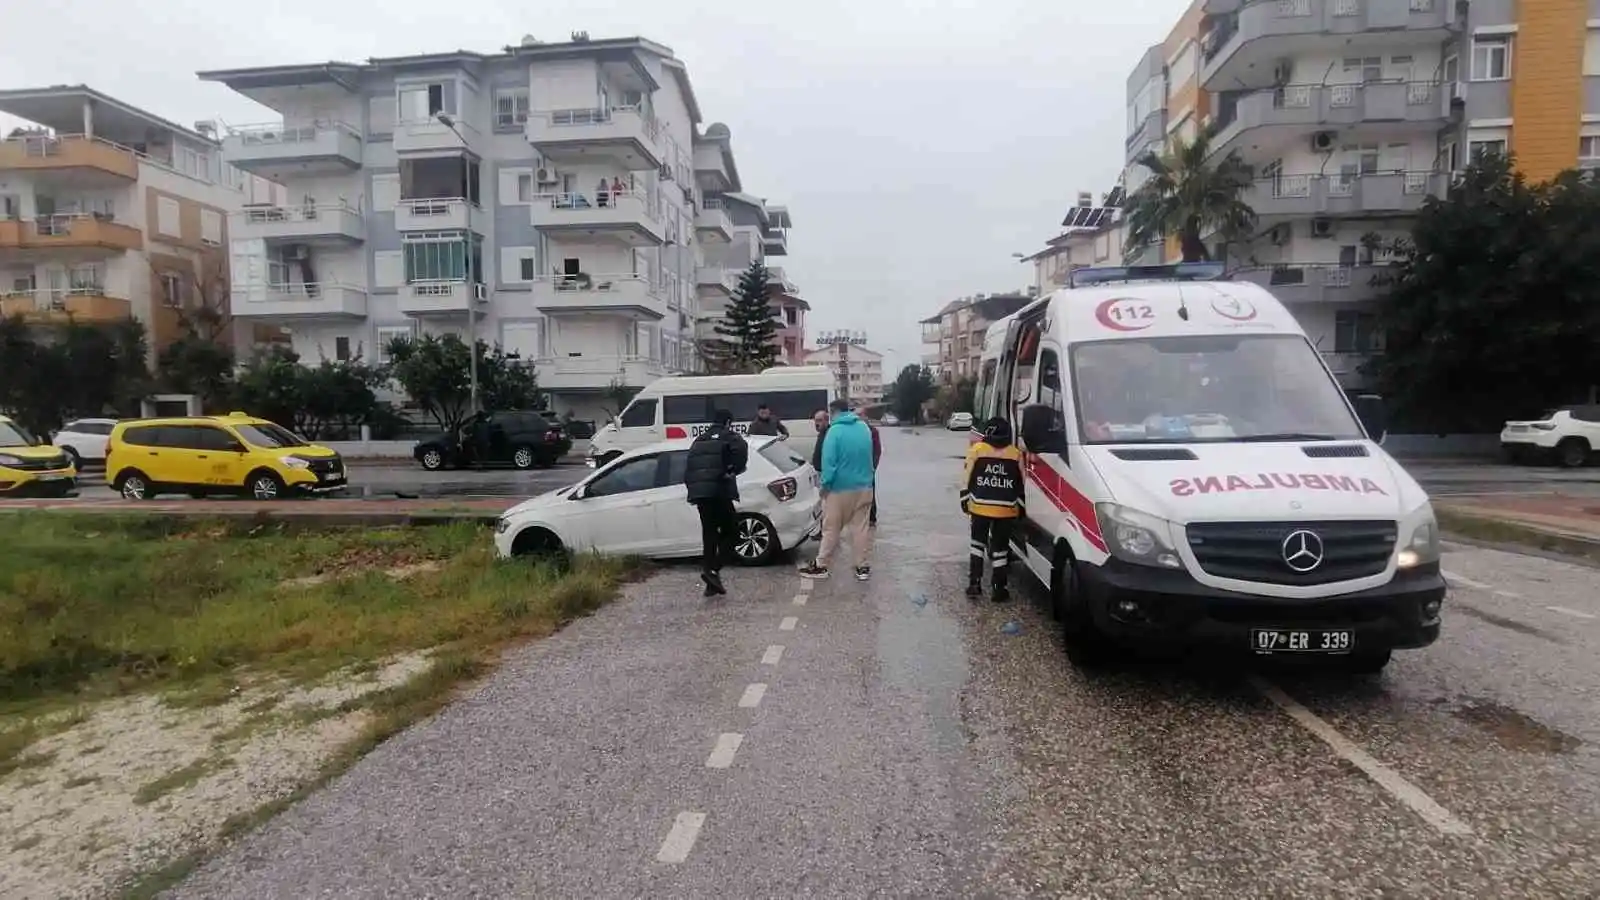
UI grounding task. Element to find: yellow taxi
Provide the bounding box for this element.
[0,414,78,498]
[106,412,347,500]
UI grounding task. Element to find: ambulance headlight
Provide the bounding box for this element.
[1397,503,1440,569]
[1095,503,1184,570]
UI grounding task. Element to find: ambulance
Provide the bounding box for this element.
[974,262,1445,674]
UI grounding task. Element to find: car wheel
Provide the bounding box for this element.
[115,470,151,500]
[419,448,446,471]
[732,513,780,566]
[61,446,82,469]
[511,445,536,470]
[511,527,569,565]
[1556,437,1590,469]
[246,470,286,501]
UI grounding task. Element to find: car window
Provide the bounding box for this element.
[0,421,34,446]
[619,399,657,428]
[149,425,192,447]
[1571,406,1600,423]
[765,389,830,421]
[233,422,308,448]
[85,421,116,436]
[192,426,241,451]
[662,449,689,485]
[586,454,662,497]
[119,425,157,447]
[663,395,708,425]
[758,441,806,473]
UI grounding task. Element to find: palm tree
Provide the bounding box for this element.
[1123,123,1256,263]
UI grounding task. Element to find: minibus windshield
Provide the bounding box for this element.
[1070,333,1366,444]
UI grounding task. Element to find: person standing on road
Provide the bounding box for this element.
[810,409,829,472]
[799,399,876,581]
[683,408,748,597]
[857,407,882,527]
[960,416,1026,602]
[747,402,789,440]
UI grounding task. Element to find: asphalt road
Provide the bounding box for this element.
[168,429,1598,898]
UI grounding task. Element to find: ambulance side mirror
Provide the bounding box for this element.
[1019,404,1067,456]
[1353,393,1387,443]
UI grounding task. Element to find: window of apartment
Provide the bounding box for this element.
[1581,135,1600,162]
[200,209,223,246]
[495,87,531,130]
[517,173,533,202]
[334,336,351,362]
[1469,139,1508,159]
[176,146,210,181]
[160,273,184,309]
[398,82,453,122]
[403,233,479,282]
[1342,56,1383,83]
[156,196,181,237]
[1471,35,1511,81]
[69,263,104,291]
[1443,53,1459,84]
[368,96,396,135]
[1333,311,1383,353]
[1587,29,1600,76]
[376,326,414,363]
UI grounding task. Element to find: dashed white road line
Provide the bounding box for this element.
[705,733,744,769]
[1547,606,1597,621]
[1446,569,1596,620]
[797,578,814,593]
[779,616,798,631]
[761,644,785,665]
[1442,570,1491,591]
[1251,678,1474,837]
[793,593,808,606]
[655,812,706,864]
[738,683,768,708]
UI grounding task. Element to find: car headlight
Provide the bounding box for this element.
[279,455,311,469]
[495,517,511,534]
[0,454,22,467]
[1095,503,1184,569]
[1397,504,1440,569]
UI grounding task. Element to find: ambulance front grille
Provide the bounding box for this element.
[1185,519,1397,586]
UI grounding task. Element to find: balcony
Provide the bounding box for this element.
[0,134,137,182]
[1203,0,1457,91]
[696,267,737,296]
[526,106,663,169]
[532,274,667,321]
[230,283,369,320]
[1241,172,1443,221]
[398,280,487,317]
[1125,108,1166,156]
[220,122,363,177]
[1230,265,1387,305]
[1212,82,1450,156]
[762,227,789,257]
[392,117,479,156]
[235,204,365,244]
[695,197,734,243]
[0,214,142,253]
[394,198,483,233]
[0,288,131,324]
[533,355,667,391]
[529,191,665,246]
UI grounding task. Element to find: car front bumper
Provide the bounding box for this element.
[0,468,78,497]
[1078,559,1445,654]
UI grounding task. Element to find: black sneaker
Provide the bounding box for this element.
[965,583,982,599]
[991,587,1011,604]
[798,562,830,579]
[702,572,726,597]
[855,565,871,581]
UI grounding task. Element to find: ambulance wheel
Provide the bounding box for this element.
[1052,548,1114,669]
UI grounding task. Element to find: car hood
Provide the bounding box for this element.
[1081,442,1426,524]
[286,445,339,460]
[0,444,71,461]
[504,483,580,517]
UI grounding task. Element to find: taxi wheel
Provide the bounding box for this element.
[732,514,780,566]
[511,445,536,470]
[246,470,286,501]
[115,470,152,501]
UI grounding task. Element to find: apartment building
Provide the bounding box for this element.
[695,182,801,360]
[918,292,1033,383]
[1021,191,1125,295]
[0,85,274,359]
[1126,0,1600,389]
[803,342,884,406]
[200,34,795,421]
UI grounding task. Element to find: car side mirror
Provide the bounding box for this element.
[1019,403,1068,455]
[228,442,248,453]
[1353,393,1388,443]
[570,484,589,500]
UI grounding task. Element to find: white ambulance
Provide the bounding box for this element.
[975,262,1445,674]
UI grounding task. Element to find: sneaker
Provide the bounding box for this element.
[798,562,830,579]
[965,583,982,599]
[855,565,871,581]
[701,571,726,597]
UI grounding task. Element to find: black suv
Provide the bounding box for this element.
[412,411,572,471]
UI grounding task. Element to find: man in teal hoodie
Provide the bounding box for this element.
[799,399,877,581]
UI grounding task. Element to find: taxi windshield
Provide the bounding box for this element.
[1070,334,1365,444]
[233,422,309,449]
[0,421,37,447]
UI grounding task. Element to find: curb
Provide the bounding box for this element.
[0,503,502,527]
[1436,508,1600,561]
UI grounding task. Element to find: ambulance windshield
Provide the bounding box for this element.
[1070,334,1365,444]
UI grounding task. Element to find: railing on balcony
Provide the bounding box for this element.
[535,189,657,218]
[398,196,477,217]
[534,273,660,295]
[0,285,110,310]
[241,202,361,225]
[226,120,361,146]
[543,105,661,141]
[702,196,726,210]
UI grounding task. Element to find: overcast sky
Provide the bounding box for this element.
[2,0,1189,375]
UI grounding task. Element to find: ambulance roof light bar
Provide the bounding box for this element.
[1067,261,1227,289]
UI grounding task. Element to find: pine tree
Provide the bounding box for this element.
[713,260,778,373]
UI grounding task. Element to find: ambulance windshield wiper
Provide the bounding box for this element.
[1232,432,1341,442]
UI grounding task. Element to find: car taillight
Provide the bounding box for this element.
[1531,422,1557,431]
[544,429,561,442]
[767,477,797,502]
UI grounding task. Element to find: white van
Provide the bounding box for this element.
[587,367,836,467]
[976,262,1445,674]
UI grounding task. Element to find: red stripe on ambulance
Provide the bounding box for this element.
[1024,454,1108,554]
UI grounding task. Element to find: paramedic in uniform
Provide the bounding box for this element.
[960,416,1026,602]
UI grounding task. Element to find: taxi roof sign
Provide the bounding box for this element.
[1067,261,1227,289]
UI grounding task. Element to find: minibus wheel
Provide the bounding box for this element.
[1052,544,1113,669]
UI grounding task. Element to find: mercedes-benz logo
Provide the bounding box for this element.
[1281,529,1325,573]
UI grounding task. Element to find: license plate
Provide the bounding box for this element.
[1251,629,1353,653]
[38,474,69,481]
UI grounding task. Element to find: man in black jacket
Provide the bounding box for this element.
[684,408,748,596]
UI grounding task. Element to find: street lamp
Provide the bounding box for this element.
[436,112,479,413]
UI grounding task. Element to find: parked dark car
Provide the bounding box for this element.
[413,411,572,471]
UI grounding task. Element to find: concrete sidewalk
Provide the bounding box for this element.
[0,496,507,526]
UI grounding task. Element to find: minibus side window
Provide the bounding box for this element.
[768,389,829,421]
[663,395,710,424]
[975,359,999,420]
[618,398,657,428]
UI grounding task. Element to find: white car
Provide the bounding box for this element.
[946,412,974,431]
[882,413,900,426]
[494,435,822,565]
[1501,405,1599,468]
[52,417,119,467]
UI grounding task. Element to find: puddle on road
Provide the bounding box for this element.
[1452,602,1564,642]
[1450,698,1582,755]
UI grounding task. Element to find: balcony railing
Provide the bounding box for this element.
[0,287,131,322]
[233,282,369,318]
[227,121,361,147]
[394,197,481,232]
[237,203,365,241]
[0,133,139,180]
[544,105,660,141]
[221,121,364,172]
[0,213,143,251]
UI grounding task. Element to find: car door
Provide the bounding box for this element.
[193,425,250,486]
[653,449,702,557]
[153,425,214,489]
[562,453,675,555]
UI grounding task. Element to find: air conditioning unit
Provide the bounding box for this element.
[1310,218,1335,238]
[535,167,559,184]
[1310,131,1336,153]
[474,283,488,301]
[659,164,673,180]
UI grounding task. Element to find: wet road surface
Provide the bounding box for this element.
[171,429,1598,897]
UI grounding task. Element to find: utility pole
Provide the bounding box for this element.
[436,112,479,412]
